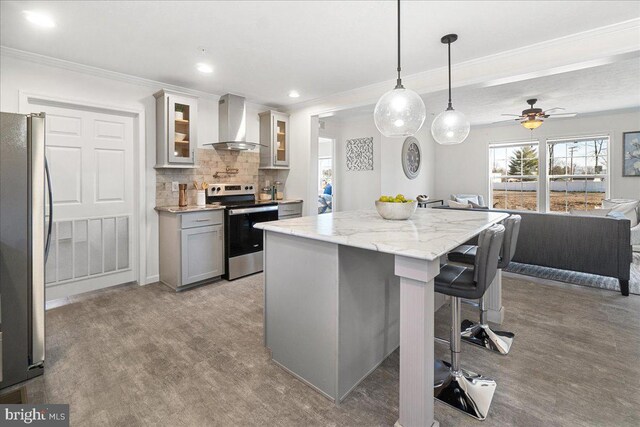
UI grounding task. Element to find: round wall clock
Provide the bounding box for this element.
[401,137,421,179]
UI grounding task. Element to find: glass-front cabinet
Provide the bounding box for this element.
[154,89,198,167]
[259,110,290,168]
[274,115,288,166]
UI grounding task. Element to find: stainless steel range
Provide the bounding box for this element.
[207,183,278,280]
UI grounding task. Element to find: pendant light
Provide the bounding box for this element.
[374,0,426,137]
[431,34,470,145]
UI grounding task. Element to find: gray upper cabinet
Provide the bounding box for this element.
[259,110,290,169]
[154,89,198,168]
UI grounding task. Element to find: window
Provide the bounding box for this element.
[547,136,608,212]
[489,142,539,211]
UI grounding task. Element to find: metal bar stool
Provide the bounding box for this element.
[434,224,505,420]
[448,215,521,355]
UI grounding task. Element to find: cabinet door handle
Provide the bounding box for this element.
[195,219,211,222]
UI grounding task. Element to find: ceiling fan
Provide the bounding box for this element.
[498,98,577,130]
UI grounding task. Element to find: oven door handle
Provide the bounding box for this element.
[228,205,278,216]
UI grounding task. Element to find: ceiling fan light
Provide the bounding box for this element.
[521,118,543,130]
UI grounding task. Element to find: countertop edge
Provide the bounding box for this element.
[257,199,303,205]
[155,205,225,213]
[275,199,303,205]
[255,211,509,261]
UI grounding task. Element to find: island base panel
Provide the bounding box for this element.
[484,270,504,324]
[338,246,400,401]
[265,232,339,399]
[264,231,401,402]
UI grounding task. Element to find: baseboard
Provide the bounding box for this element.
[144,275,160,285]
[46,281,137,309]
[46,276,136,301]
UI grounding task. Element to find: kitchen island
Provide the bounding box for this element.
[255,208,509,427]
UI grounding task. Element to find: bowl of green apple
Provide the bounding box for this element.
[375,194,417,220]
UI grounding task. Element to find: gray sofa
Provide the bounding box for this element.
[435,207,632,295]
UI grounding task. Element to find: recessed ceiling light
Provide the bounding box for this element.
[23,11,55,28]
[196,63,213,73]
[288,91,300,98]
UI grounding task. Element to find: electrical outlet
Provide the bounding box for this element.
[171,182,179,192]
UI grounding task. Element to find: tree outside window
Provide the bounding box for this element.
[490,143,539,211]
[508,146,538,178]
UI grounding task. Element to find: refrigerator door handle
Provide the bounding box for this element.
[28,113,46,369]
[44,156,53,261]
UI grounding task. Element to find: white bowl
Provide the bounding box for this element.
[175,132,187,142]
[375,200,418,220]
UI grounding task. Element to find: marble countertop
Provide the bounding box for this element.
[255,209,509,261]
[155,204,224,213]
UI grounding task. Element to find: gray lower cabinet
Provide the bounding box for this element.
[181,224,223,285]
[159,210,224,290]
[278,201,303,219]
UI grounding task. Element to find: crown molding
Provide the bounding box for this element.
[287,18,640,115]
[0,46,222,100]
[0,45,278,109]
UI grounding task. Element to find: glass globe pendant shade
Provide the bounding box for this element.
[374,87,426,137]
[431,108,470,145]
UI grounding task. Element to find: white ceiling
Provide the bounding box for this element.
[1,1,639,107]
[326,57,640,125]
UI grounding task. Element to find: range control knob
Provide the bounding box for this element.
[245,186,249,190]
[249,186,253,190]
[216,187,221,192]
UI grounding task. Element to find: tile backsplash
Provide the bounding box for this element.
[258,169,290,195]
[156,148,289,206]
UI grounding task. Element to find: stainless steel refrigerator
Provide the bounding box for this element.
[0,112,52,389]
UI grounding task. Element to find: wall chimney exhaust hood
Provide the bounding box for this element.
[204,94,262,151]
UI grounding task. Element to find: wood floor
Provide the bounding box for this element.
[11,273,640,426]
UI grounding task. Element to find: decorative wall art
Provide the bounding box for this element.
[623,131,640,176]
[401,136,421,179]
[346,137,374,171]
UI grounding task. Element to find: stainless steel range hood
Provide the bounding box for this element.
[204,94,261,151]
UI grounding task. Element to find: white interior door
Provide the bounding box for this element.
[35,103,136,300]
